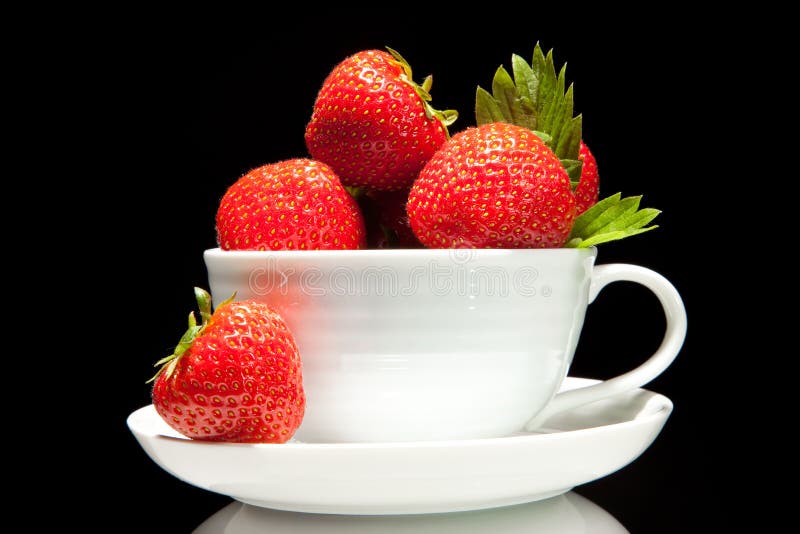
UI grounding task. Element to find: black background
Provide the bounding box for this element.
[69,12,733,532]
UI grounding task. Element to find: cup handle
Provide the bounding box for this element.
[525,263,687,430]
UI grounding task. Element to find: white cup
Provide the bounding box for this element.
[204,248,686,443]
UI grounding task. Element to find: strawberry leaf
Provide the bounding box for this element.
[560,158,583,186]
[511,54,538,119]
[475,87,505,125]
[437,109,458,127]
[569,193,620,236]
[421,74,433,94]
[566,193,660,248]
[491,66,516,120]
[475,43,582,167]
[555,106,582,160]
[566,227,657,248]
[532,130,553,144]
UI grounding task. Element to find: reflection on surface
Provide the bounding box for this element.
[194,491,627,533]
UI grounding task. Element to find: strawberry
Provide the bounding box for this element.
[575,141,599,215]
[216,158,366,250]
[151,288,304,443]
[475,44,659,248]
[407,122,576,248]
[305,48,457,191]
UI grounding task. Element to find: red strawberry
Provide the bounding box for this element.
[305,48,457,191]
[575,141,599,215]
[474,45,659,249]
[359,189,423,248]
[407,122,577,248]
[151,288,304,443]
[216,158,366,250]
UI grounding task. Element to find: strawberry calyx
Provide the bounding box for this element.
[386,47,458,136]
[475,43,583,185]
[147,288,235,383]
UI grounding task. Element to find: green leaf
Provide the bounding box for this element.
[511,54,538,128]
[561,83,575,131]
[539,61,562,133]
[153,353,176,367]
[545,83,566,141]
[421,74,432,93]
[560,158,583,185]
[619,207,661,229]
[531,130,553,144]
[174,321,202,358]
[550,84,574,152]
[557,115,583,162]
[416,85,432,102]
[570,193,622,236]
[475,86,505,125]
[566,193,660,248]
[491,66,518,123]
[536,50,557,124]
[438,109,458,127]
[511,54,537,110]
[569,226,658,248]
[579,195,642,237]
[531,44,548,102]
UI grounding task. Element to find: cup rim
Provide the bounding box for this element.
[204,247,598,259]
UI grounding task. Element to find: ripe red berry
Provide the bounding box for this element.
[216,158,366,251]
[407,123,577,248]
[151,289,305,444]
[305,49,456,191]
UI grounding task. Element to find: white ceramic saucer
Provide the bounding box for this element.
[128,377,672,515]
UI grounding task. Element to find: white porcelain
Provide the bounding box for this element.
[204,248,686,442]
[129,377,672,515]
[194,491,628,533]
